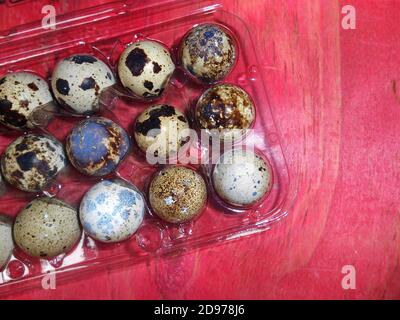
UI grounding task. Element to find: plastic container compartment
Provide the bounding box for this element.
[0,0,297,295]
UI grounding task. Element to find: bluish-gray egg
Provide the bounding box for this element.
[80,179,145,243]
[66,117,130,176]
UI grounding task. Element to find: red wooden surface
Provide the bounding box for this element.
[1,0,400,300]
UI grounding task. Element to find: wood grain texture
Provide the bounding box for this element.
[0,0,399,299]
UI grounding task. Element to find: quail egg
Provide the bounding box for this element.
[1,134,67,192]
[118,40,175,99]
[0,214,14,270]
[134,104,190,161]
[51,54,115,114]
[195,84,255,141]
[0,72,54,130]
[13,197,81,258]
[66,117,130,176]
[149,166,207,223]
[212,149,272,207]
[80,179,146,243]
[180,24,236,83]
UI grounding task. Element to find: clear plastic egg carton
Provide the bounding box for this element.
[0,0,296,295]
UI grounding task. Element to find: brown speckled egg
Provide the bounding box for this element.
[13,198,81,258]
[1,134,67,192]
[149,166,207,223]
[180,24,236,83]
[0,72,54,130]
[0,214,14,270]
[118,40,175,99]
[134,105,190,160]
[195,84,255,141]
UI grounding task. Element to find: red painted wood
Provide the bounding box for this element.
[0,0,399,299]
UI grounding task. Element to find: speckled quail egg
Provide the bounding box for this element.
[195,84,255,141]
[1,134,67,193]
[66,117,130,177]
[180,24,236,83]
[51,54,115,114]
[0,72,54,130]
[80,179,146,243]
[13,197,81,258]
[134,105,190,161]
[212,149,272,207]
[0,214,14,270]
[118,40,175,99]
[149,166,207,224]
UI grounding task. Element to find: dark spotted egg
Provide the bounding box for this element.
[1,134,67,193]
[118,40,175,99]
[13,197,81,258]
[180,24,236,84]
[0,72,53,130]
[0,214,14,269]
[195,84,255,141]
[51,54,115,114]
[134,104,190,160]
[66,117,130,176]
